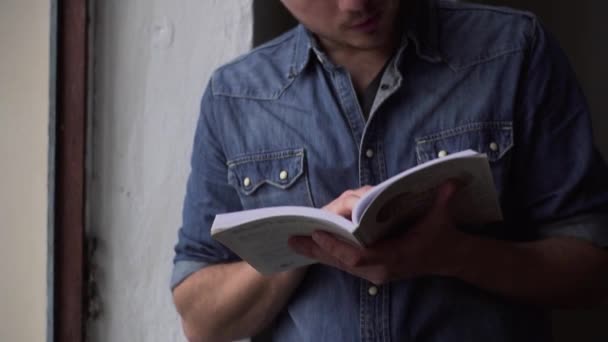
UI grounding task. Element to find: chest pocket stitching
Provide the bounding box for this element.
[415,121,513,164]
[227,148,306,196]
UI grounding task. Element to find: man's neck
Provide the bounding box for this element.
[317,31,398,95]
[327,43,394,94]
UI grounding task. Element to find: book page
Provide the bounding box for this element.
[212,209,359,274]
[352,150,481,225]
[353,150,502,245]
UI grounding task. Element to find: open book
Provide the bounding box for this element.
[211,150,503,274]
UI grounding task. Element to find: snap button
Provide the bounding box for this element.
[365,149,374,158]
[438,150,448,158]
[279,170,289,180]
[380,84,390,91]
[243,177,251,187]
[368,286,378,296]
[489,142,499,152]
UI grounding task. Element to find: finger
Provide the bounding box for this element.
[288,236,316,257]
[437,180,459,204]
[352,185,374,196]
[325,193,360,219]
[291,234,392,283]
[428,180,460,215]
[413,181,460,230]
[312,231,363,267]
[288,236,344,267]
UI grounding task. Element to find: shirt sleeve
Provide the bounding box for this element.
[507,18,608,247]
[537,213,608,248]
[171,80,243,290]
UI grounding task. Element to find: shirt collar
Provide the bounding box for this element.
[290,0,443,76]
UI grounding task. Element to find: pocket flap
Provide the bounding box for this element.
[415,122,513,163]
[227,148,305,196]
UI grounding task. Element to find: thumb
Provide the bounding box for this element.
[428,180,460,219]
[435,180,459,207]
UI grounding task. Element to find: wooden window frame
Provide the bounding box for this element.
[53,0,88,341]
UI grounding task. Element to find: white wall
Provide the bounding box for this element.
[0,1,50,342]
[89,1,253,341]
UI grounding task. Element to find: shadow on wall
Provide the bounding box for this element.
[253,1,297,47]
[252,1,608,342]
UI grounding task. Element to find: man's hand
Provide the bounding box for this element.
[289,181,469,285]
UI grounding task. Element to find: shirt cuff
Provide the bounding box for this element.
[170,260,209,291]
[537,212,608,248]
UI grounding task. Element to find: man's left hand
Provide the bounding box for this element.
[288,181,471,285]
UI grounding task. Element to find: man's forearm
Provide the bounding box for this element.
[449,236,608,308]
[173,261,306,342]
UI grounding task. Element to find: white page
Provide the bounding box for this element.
[212,207,359,274]
[352,149,480,225]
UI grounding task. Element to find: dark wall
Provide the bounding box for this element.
[253,1,297,46]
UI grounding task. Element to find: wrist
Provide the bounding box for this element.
[435,230,479,279]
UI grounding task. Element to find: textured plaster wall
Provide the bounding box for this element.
[0,1,49,341]
[89,1,253,341]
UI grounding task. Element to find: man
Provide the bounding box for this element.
[172,0,608,341]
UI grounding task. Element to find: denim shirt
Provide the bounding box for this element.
[173,1,608,341]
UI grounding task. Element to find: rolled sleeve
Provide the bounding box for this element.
[171,260,210,290]
[171,81,243,290]
[538,213,608,248]
[509,20,608,236]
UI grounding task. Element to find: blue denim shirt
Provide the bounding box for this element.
[173,1,608,341]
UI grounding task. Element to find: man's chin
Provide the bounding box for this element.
[318,31,393,52]
[344,36,391,51]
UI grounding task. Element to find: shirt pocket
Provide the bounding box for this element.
[227,148,314,209]
[415,122,513,195]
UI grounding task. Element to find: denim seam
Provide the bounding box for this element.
[302,152,316,207]
[360,279,368,342]
[383,285,390,342]
[235,176,305,195]
[415,121,513,143]
[439,1,537,19]
[446,47,526,72]
[212,77,297,100]
[377,140,387,183]
[335,71,363,150]
[226,149,305,166]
